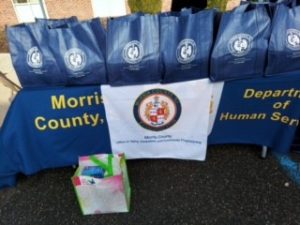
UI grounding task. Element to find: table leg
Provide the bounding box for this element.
[261,146,268,159]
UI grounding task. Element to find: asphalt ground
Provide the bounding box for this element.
[0,145,300,225]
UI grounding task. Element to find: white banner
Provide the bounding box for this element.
[102,79,213,161]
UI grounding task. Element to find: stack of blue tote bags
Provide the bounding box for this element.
[160,9,216,83]
[6,0,300,87]
[266,0,300,75]
[210,2,271,81]
[6,17,107,87]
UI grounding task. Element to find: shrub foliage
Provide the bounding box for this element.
[128,0,162,14]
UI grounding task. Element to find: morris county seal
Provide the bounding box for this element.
[176,39,197,64]
[123,40,144,64]
[286,29,300,51]
[27,47,43,68]
[133,89,181,131]
[64,48,87,71]
[228,33,253,57]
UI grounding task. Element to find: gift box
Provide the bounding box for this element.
[72,153,131,215]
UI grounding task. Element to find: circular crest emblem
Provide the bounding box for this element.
[176,39,197,64]
[228,33,253,57]
[64,48,87,71]
[286,29,300,50]
[133,89,181,131]
[27,47,43,68]
[122,40,144,64]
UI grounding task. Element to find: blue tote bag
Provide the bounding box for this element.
[266,0,300,75]
[81,18,107,57]
[242,0,293,18]
[35,16,78,28]
[210,3,271,81]
[6,24,65,87]
[160,9,216,83]
[44,22,107,85]
[106,13,161,86]
[37,17,106,59]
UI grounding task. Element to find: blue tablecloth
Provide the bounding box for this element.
[0,86,112,188]
[209,72,300,152]
[2,72,300,189]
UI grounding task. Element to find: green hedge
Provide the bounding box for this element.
[128,0,162,14]
[207,0,228,11]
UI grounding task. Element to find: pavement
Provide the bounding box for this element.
[0,145,300,225]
